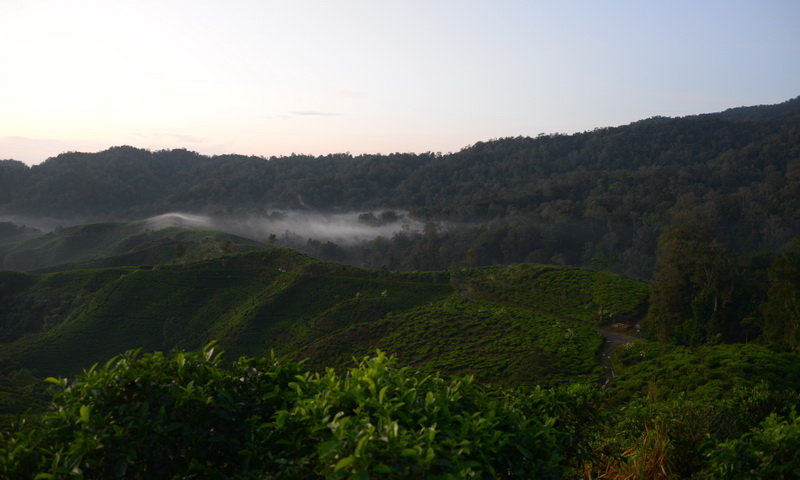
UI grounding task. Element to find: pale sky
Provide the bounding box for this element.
[1,0,799,165]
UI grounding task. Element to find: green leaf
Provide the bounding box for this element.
[378,385,389,403]
[355,435,370,456]
[334,455,355,471]
[175,352,186,369]
[401,448,419,457]
[318,440,339,457]
[80,404,91,423]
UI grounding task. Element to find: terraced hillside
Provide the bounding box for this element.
[0,248,649,418]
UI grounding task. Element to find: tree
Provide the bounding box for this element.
[646,211,736,344]
[759,236,800,352]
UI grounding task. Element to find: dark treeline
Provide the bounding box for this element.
[2,97,799,279]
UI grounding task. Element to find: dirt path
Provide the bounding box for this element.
[597,326,636,388]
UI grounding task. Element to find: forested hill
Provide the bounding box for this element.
[3,96,798,219]
[1,96,799,277]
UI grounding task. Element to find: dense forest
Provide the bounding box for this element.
[2,97,799,278]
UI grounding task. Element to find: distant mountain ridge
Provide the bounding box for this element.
[1,96,798,277]
[703,95,800,122]
[629,96,800,125]
[0,96,796,217]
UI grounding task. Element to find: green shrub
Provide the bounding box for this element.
[0,344,304,479]
[707,412,800,479]
[595,383,800,479]
[0,346,598,479]
[608,342,800,404]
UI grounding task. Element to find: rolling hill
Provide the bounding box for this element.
[0,218,264,272]
[0,246,649,418]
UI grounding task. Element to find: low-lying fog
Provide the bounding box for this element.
[147,210,426,244]
[1,210,433,246]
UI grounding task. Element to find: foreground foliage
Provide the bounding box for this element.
[0,346,600,479]
[589,342,800,479]
[708,412,800,479]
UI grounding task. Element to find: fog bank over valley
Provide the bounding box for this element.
[0,209,447,271]
[0,210,431,247]
[143,210,428,245]
[0,209,429,240]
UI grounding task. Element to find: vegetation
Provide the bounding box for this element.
[0,250,448,377]
[0,347,600,479]
[759,236,800,353]
[607,342,800,404]
[0,220,264,272]
[707,412,800,479]
[590,382,800,479]
[0,240,798,477]
[0,252,636,419]
[588,342,800,478]
[299,295,605,386]
[453,264,648,324]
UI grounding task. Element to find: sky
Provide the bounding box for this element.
[1,0,799,165]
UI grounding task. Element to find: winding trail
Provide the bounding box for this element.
[596,326,636,388]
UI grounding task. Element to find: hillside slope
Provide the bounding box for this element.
[0,249,649,416]
[0,219,264,272]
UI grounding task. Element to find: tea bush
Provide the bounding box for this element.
[707,412,800,479]
[592,382,800,478]
[0,346,599,479]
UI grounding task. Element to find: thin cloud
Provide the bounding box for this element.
[134,132,205,144]
[170,133,205,144]
[328,89,364,99]
[291,111,341,117]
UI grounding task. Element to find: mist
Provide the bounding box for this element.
[0,210,430,247]
[144,210,427,245]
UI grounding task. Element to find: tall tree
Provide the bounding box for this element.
[646,211,736,344]
[759,237,800,352]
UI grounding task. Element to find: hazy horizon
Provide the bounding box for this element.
[3,93,799,166]
[2,0,799,165]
